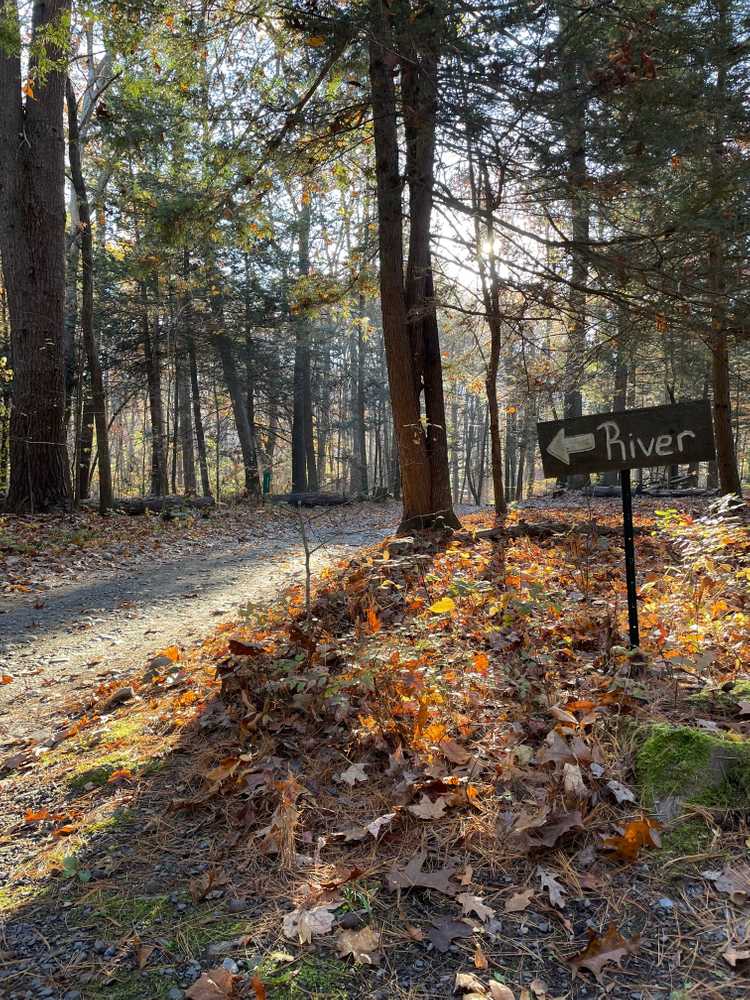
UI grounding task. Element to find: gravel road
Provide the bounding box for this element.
[0,509,395,744]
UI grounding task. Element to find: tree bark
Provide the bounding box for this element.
[1,0,72,512]
[189,338,211,497]
[66,78,113,513]
[368,0,458,531]
[707,0,741,497]
[141,279,168,495]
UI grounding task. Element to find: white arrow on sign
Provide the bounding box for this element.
[547,427,596,465]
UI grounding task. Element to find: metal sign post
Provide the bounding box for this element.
[537,400,717,649]
[620,468,639,647]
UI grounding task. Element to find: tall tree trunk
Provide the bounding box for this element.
[559,3,590,489]
[468,149,506,515]
[176,351,196,494]
[708,0,741,496]
[350,295,369,495]
[77,390,95,501]
[210,279,261,497]
[368,0,458,531]
[291,200,317,492]
[141,280,168,495]
[66,79,113,513]
[189,339,211,497]
[1,0,72,512]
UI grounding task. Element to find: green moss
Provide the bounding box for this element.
[260,956,353,999]
[688,679,750,712]
[104,716,147,743]
[83,973,172,1000]
[658,819,712,856]
[168,914,250,959]
[67,751,162,792]
[74,891,171,931]
[636,724,750,809]
[0,884,44,913]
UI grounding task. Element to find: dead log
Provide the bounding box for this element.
[272,492,350,507]
[453,519,644,544]
[81,495,214,515]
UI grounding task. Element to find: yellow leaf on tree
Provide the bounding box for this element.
[22,79,34,99]
[306,35,326,47]
[429,597,455,614]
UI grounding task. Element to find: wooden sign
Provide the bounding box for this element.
[537,400,715,479]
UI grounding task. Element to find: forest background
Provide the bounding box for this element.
[1,0,749,524]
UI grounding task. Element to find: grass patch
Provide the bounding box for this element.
[688,678,750,712]
[67,751,163,792]
[83,972,173,1000]
[260,955,354,999]
[74,891,171,932]
[657,818,713,857]
[103,715,148,744]
[636,724,750,809]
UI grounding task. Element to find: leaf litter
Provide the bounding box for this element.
[4,499,750,998]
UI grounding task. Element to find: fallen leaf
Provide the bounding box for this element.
[563,763,588,800]
[429,597,456,614]
[405,923,425,941]
[408,794,448,820]
[24,808,50,823]
[505,888,534,913]
[337,763,368,786]
[336,925,382,965]
[738,700,750,717]
[473,942,489,969]
[708,864,750,904]
[722,943,750,967]
[538,869,566,909]
[386,851,459,896]
[185,966,236,998]
[489,985,515,1000]
[526,809,585,849]
[455,972,485,994]
[602,816,661,862]
[568,924,640,982]
[107,768,134,783]
[550,705,579,728]
[282,903,338,943]
[135,942,156,969]
[251,976,267,1000]
[365,812,396,838]
[1,675,13,685]
[529,979,547,997]
[428,917,474,952]
[606,780,636,804]
[457,892,495,923]
[439,737,471,765]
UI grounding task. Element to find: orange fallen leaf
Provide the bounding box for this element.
[24,808,50,824]
[251,977,267,1000]
[1,675,14,685]
[602,816,661,862]
[472,652,489,673]
[185,965,236,999]
[568,924,640,981]
[366,605,381,633]
[107,768,135,783]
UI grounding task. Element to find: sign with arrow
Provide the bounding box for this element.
[537,400,715,479]
[536,400,716,652]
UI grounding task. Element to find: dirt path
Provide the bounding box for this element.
[0,506,397,744]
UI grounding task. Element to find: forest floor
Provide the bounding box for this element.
[1,496,749,1000]
[0,501,397,742]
